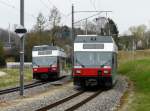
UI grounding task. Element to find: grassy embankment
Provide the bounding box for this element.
[118,50,150,111]
[0,68,32,89]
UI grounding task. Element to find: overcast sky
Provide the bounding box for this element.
[0,0,150,34]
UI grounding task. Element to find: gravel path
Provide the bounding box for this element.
[0,76,128,111]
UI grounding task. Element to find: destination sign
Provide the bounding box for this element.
[38,50,52,55]
[83,44,104,49]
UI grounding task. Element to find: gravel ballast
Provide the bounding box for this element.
[0,76,128,111]
[0,75,71,102]
[76,76,128,111]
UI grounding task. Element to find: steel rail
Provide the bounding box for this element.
[0,75,68,95]
[36,91,84,111]
[0,81,48,95]
[65,90,102,111]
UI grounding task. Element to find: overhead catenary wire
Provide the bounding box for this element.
[0,0,36,19]
[90,0,97,10]
[47,0,71,18]
[74,11,112,24]
[40,0,49,9]
[0,1,17,10]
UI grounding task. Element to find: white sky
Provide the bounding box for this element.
[0,0,150,34]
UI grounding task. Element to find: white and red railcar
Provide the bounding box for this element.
[73,35,118,87]
[32,45,67,80]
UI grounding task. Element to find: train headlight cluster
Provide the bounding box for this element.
[52,67,57,71]
[33,68,37,71]
[75,70,82,74]
[104,70,109,74]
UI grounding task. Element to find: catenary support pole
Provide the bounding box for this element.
[71,4,74,77]
[72,4,74,40]
[20,0,24,96]
[85,18,88,35]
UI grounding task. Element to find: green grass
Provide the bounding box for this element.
[118,53,150,111]
[0,68,32,89]
[0,63,71,89]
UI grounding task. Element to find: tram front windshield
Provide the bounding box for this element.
[32,56,57,67]
[74,52,112,68]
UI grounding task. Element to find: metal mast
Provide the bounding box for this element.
[20,0,24,96]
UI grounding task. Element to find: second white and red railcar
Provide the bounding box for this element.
[32,45,67,80]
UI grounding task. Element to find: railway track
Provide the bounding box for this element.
[36,90,102,111]
[0,76,69,95]
[0,81,49,95]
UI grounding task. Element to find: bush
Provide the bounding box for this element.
[0,41,6,67]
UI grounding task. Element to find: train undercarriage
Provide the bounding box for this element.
[73,76,113,88]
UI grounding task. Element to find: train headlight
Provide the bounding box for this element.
[33,68,37,71]
[75,70,82,74]
[52,67,56,71]
[104,70,109,74]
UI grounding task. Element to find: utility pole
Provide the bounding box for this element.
[71,4,74,76]
[85,18,88,35]
[20,0,24,96]
[8,24,11,45]
[71,4,74,40]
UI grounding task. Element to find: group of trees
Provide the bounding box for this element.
[0,41,6,66]
[76,17,119,37]
[3,6,143,66]
[119,24,150,50]
[0,8,119,63]
[24,7,72,61]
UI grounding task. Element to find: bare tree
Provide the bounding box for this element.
[82,20,97,34]
[129,24,147,49]
[49,7,61,28]
[48,7,61,45]
[33,12,46,32]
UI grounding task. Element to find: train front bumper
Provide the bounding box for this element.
[73,76,113,86]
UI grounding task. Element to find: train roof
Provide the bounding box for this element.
[32,45,64,52]
[74,35,118,52]
[32,45,67,57]
[74,35,113,43]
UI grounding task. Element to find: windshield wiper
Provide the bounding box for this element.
[32,62,39,67]
[76,59,85,68]
[49,61,56,67]
[100,60,111,67]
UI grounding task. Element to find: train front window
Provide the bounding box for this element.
[32,56,57,67]
[74,52,112,68]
